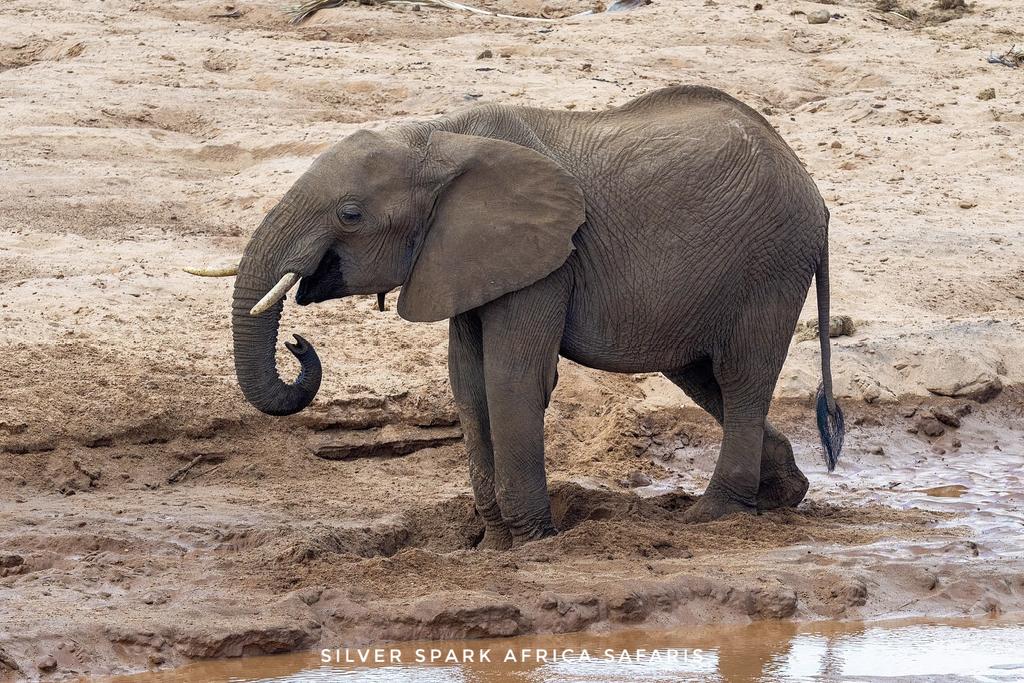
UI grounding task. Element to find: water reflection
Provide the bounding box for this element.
[107,617,1024,682]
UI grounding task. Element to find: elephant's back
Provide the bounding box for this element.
[553,88,828,371]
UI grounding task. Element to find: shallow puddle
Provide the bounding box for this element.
[913,484,970,498]
[104,616,1024,682]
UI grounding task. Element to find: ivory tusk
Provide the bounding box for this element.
[183,265,239,277]
[250,273,300,316]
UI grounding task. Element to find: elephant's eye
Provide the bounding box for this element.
[338,204,362,225]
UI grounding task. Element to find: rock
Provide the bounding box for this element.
[932,407,961,428]
[917,417,945,438]
[899,405,918,418]
[868,445,884,455]
[927,373,1002,403]
[798,315,855,341]
[625,470,653,488]
[476,49,492,59]
[0,554,23,568]
[977,88,996,101]
[830,141,843,149]
[853,373,895,404]
[36,656,57,673]
[829,315,856,337]
[807,10,831,24]
[959,200,977,209]
[0,554,25,577]
[0,647,22,674]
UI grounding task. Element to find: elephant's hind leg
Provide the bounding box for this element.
[758,422,809,511]
[449,314,513,550]
[665,353,807,518]
[665,361,808,511]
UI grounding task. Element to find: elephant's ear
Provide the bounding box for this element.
[396,131,585,323]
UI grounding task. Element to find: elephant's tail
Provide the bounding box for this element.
[814,219,844,472]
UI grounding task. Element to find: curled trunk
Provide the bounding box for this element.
[231,223,322,416]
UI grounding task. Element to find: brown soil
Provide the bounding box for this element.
[2,0,1023,679]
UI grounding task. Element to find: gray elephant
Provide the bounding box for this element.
[226,85,844,548]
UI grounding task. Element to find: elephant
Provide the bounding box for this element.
[226,85,845,548]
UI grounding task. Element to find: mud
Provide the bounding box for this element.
[2,0,1023,679]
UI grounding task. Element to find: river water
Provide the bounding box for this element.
[107,616,1024,682]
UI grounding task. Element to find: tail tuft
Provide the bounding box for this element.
[815,383,844,472]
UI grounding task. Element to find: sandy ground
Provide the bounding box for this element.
[1,0,1023,678]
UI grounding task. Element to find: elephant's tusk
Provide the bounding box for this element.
[183,265,239,277]
[250,273,300,316]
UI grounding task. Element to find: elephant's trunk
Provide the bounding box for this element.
[231,213,323,416]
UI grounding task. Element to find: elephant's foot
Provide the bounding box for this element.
[477,524,513,551]
[756,428,808,511]
[510,520,559,547]
[682,486,756,524]
[757,468,808,511]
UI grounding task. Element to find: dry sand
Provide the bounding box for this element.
[1,0,1023,678]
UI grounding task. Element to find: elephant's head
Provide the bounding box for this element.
[232,128,585,416]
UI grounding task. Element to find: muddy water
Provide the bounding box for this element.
[105,617,1024,682]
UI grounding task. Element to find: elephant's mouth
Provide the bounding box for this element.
[295,249,344,306]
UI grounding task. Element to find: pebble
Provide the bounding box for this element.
[917,417,946,438]
[476,49,493,60]
[626,470,653,488]
[977,88,996,101]
[36,656,57,673]
[807,10,831,24]
[829,315,856,337]
[0,554,23,568]
[954,403,973,418]
[932,407,961,428]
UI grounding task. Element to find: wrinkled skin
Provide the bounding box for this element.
[231,86,841,548]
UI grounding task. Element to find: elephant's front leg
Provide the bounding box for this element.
[478,277,568,545]
[449,314,512,550]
